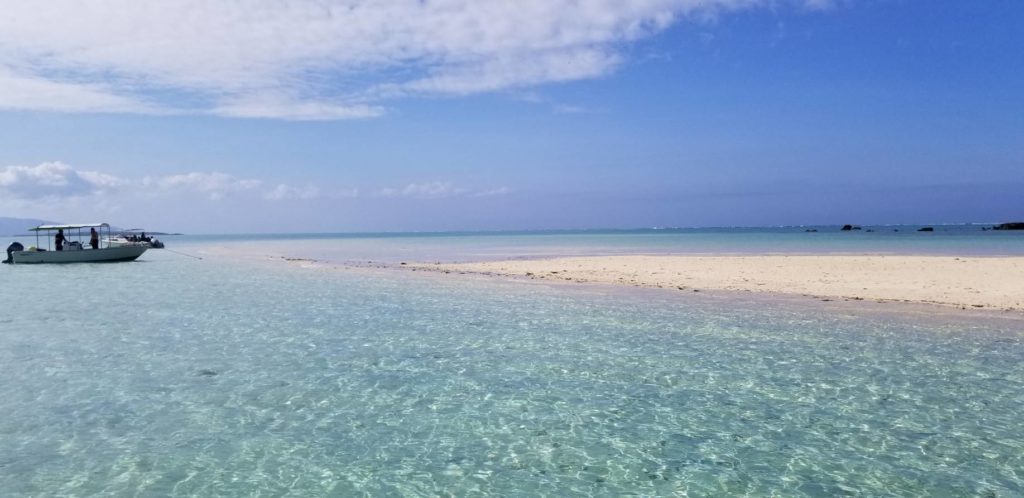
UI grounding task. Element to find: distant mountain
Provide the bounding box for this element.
[0,217,53,236]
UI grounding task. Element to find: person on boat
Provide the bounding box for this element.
[55,229,65,251]
[90,227,99,250]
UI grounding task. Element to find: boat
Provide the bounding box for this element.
[106,228,165,249]
[3,223,148,264]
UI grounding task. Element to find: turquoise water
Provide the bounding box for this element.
[2,243,1024,495]
[155,225,1024,265]
[8,226,1024,264]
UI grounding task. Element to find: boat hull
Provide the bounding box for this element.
[10,245,148,264]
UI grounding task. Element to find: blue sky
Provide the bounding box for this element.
[0,0,1021,233]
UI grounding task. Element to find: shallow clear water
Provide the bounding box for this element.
[2,249,1023,496]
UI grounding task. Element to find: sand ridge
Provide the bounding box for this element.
[408,255,1024,312]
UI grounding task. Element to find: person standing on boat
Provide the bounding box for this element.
[55,229,65,251]
[89,228,99,250]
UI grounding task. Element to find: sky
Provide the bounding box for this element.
[0,0,1021,233]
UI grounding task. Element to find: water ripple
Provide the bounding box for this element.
[1,252,1022,495]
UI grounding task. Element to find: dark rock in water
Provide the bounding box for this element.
[805,229,818,232]
[198,369,218,377]
[993,222,1024,230]
[841,225,853,231]
[918,227,934,232]
[866,229,875,232]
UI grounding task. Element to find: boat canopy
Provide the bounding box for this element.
[29,223,110,231]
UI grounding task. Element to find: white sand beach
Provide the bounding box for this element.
[408,255,1024,312]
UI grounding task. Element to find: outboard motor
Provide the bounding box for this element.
[4,242,24,264]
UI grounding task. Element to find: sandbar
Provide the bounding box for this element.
[408,255,1024,312]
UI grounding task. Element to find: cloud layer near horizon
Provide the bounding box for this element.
[0,162,507,204]
[0,0,832,120]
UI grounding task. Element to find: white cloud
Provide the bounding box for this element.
[143,172,261,200]
[381,48,622,97]
[0,1,838,120]
[376,182,510,200]
[0,68,160,115]
[376,181,466,200]
[473,187,512,197]
[77,170,129,189]
[1,162,507,205]
[331,188,360,199]
[211,93,386,121]
[264,183,321,201]
[0,161,125,198]
[1,163,265,201]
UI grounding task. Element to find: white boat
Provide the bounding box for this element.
[4,223,147,264]
[106,228,165,249]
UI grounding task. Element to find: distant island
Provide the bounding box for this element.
[0,217,53,236]
[993,222,1024,230]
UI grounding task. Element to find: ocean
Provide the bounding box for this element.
[170,224,1024,263]
[1,228,1023,495]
